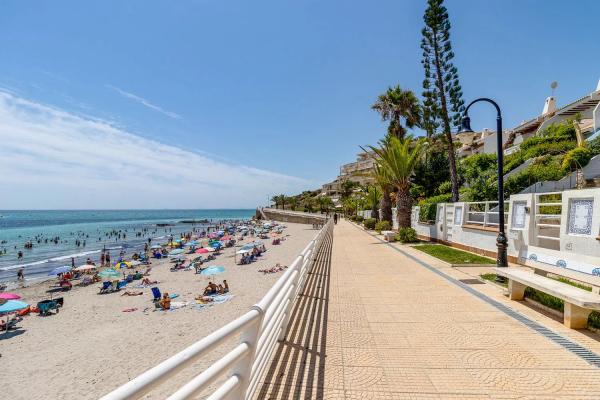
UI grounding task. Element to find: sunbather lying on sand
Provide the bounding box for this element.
[259,263,288,274]
[141,278,158,285]
[121,291,144,296]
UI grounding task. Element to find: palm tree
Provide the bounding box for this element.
[270,195,279,209]
[371,163,393,224]
[372,86,422,140]
[317,196,334,214]
[367,136,426,228]
[364,186,381,220]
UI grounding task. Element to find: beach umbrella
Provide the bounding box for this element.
[221,235,232,241]
[170,249,184,255]
[0,293,21,300]
[99,269,121,279]
[195,248,209,254]
[236,249,251,255]
[200,266,225,276]
[184,241,198,247]
[114,261,131,270]
[48,266,72,276]
[74,264,96,272]
[211,242,222,250]
[0,300,29,314]
[129,260,142,267]
[150,245,162,249]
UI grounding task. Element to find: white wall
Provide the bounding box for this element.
[412,189,600,276]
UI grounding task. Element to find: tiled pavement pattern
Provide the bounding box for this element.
[255,220,600,399]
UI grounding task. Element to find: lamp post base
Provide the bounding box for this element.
[495,232,508,283]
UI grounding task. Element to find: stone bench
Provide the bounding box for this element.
[521,258,600,294]
[494,267,600,329]
[381,231,396,242]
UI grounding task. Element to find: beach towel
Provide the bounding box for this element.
[169,301,188,310]
[169,294,179,299]
[194,294,234,310]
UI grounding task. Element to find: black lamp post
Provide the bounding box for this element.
[459,98,508,273]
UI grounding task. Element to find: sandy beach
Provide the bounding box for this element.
[0,221,318,400]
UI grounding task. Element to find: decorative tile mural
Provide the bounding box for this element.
[524,249,599,276]
[511,201,527,229]
[568,199,593,235]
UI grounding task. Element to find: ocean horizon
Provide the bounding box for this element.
[0,209,255,283]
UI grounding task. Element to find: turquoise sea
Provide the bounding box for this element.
[0,209,254,283]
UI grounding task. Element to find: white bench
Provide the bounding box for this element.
[494,267,600,329]
[381,231,396,242]
[521,258,600,294]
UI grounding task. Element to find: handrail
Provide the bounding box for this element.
[101,213,333,400]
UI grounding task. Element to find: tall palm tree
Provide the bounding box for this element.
[364,186,381,220]
[372,86,422,140]
[368,136,425,228]
[371,163,393,224]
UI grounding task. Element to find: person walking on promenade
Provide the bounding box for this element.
[333,212,338,225]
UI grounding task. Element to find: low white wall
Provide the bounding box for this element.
[412,188,600,276]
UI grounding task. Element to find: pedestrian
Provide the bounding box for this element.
[333,212,338,224]
[17,268,24,281]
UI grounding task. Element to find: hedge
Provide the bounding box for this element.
[418,193,452,223]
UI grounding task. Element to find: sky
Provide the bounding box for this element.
[1,0,599,209]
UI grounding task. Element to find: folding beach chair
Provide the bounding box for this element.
[99,281,111,294]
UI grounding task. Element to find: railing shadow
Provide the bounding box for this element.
[255,227,333,399]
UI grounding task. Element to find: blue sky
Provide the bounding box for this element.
[1,0,599,208]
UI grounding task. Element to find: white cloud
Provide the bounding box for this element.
[0,91,310,209]
[106,84,182,120]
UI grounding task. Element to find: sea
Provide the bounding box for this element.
[0,209,254,285]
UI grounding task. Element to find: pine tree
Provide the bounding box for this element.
[421,0,464,202]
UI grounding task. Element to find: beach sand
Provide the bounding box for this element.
[0,221,318,400]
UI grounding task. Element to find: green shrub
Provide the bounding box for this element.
[436,181,452,195]
[355,215,364,223]
[375,220,391,233]
[525,287,564,312]
[588,136,600,156]
[396,227,418,243]
[418,193,451,223]
[504,157,565,195]
[363,218,376,230]
[562,147,592,172]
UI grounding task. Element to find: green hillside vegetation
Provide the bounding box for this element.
[459,120,599,202]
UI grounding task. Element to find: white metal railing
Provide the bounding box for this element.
[533,192,562,247]
[465,201,509,227]
[100,216,333,400]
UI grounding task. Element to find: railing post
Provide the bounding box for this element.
[225,306,265,400]
[277,252,305,341]
[483,202,489,227]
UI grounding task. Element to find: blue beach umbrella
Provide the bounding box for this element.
[48,266,72,276]
[200,266,225,276]
[184,241,198,247]
[0,300,29,314]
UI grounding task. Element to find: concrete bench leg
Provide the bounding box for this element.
[508,279,526,300]
[564,303,591,329]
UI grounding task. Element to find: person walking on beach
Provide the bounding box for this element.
[333,213,338,225]
[17,268,24,281]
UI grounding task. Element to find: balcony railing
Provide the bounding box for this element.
[465,201,509,227]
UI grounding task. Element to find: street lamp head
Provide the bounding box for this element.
[458,114,473,133]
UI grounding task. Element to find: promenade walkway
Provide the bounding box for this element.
[255,219,600,399]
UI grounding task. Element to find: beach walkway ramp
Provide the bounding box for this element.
[254,219,600,399]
